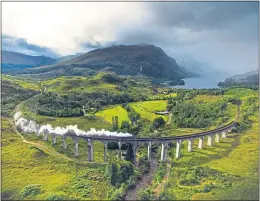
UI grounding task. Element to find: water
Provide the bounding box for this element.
[172,75,226,89]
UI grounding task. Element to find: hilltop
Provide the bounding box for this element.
[2,51,56,72]
[9,44,194,81]
[218,69,258,88]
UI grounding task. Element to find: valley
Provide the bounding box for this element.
[1,70,258,200]
[2,2,259,200]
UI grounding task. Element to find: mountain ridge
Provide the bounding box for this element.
[9,44,194,80]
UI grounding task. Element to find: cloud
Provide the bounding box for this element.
[147,2,258,30]
[2,2,259,74]
[2,35,59,57]
[2,2,147,55]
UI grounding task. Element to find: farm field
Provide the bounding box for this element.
[95,105,129,125]
[129,100,168,122]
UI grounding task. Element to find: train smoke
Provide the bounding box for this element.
[14,112,133,138]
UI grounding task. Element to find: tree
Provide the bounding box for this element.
[106,162,118,186]
[152,117,166,130]
[115,116,119,130]
[121,120,131,131]
[125,144,134,163]
[112,116,119,131]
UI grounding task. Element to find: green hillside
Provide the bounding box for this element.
[1,70,258,201]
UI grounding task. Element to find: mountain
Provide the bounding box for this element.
[10,44,194,80]
[2,51,56,72]
[218,69,259,87]
[55,53,83,64]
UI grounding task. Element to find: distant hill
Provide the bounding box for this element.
[10,44,194,80]
[55,53,83,64]
[218,69,259,87]
[2,51,56,72]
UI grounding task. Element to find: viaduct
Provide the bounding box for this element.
[41,105,240,163]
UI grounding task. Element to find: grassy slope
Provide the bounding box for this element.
[2,75,41,91]
[1,118,112,200]
[163,93,258,200]
[42,75,117,93]
[95,105,130,125]
[224,88,256,99]
[20,97,111,131]
[190,94,237,128]
[129,100,168,122]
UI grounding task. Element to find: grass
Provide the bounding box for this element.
[160,95,259,200]
[224,88,256,99]
[2,74,41,91]
[95,105,130,125]
[42,76,117,93]
[129,100,168,122]
[1,118,113,200]
[20,98,111,131]
[191,94,223,103]
[149,92,177,100]
[206,115,259,181]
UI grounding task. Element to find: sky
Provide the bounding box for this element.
[2,2,259,75]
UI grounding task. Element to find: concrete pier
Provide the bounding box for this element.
[62,136,67,149]
[104,142,108,162]
[118,141,122,160]
[73,137,79,157]
[222,131,227,138]
[188,139,194,152]
[88,139,93,161]
[207,135,213,146]
[148,142,152,161]
[43,133,48,141]
[52,135,57,144]
[176,140,182,159]
[215,133,220,142]
[198,137,203,149]
[133,144,137,165]
[161,143,167,162]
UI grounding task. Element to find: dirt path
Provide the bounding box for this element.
[167,113,173,125]
[9,119,74,161]
[124,160,158,200]
[154,160,172,197]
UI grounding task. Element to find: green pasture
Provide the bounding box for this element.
[191,94,223,102]
[224,88,256,99]
[129,100,168,122]
[95,105,129,125]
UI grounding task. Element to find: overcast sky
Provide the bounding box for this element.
[2,2,259,75]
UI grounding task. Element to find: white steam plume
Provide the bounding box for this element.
[13,112,133,138]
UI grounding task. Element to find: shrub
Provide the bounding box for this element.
[158,190,174,200]
[202,183,215,193]
[127,175,137,188]
[46,194,64,200]
[20,184,41,198]
[138,188,155,200]
[106,159,134,186]
[138,157,150,174]
[155,163,167,183]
